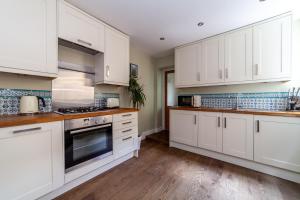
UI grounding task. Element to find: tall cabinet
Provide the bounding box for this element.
[0,0,57,77]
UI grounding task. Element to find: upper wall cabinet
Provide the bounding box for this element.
[58,0,105,52]
[175,43,201,87]
[224,28,253,82]
[174,14,292,88]
[201,36,224,84]
[95,27,130,86]
[253,15,292,81]
[0,0,57,77]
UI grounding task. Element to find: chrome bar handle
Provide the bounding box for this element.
[13,127,42,134]
[217,117,221,127]
[256,120,260,133]
[122,136,132,141]
[106,65,110,77]
[77,39,92,46]
[122,129,132,133]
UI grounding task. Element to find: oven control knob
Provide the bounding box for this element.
[103,117,107,123]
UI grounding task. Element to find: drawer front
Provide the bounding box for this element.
[114,134,138,158]
[113,112,137,122]
[113,118,138,130]
[114,126,138,139]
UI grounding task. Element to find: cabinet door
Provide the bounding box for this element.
[59,0,105,52]
[222,113,253,160]
[254,116,300,173]
[175,43,200,87]
[253,15,292,80]
[201,36,224,84]
[198,112,222,152]
[0,122,64,200]
[224,28,252,82]
[170,110,198,147]
[0,0,57,75]
[104,27,130,85]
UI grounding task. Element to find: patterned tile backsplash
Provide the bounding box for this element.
[0,89,52,115]
[178,92,289,111]
[95,93,120,108]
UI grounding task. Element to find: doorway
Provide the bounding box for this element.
[164,70,175,130]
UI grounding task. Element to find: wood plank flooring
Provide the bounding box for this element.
[56,139,300,200]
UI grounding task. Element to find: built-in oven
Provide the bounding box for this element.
[64,115,113,172]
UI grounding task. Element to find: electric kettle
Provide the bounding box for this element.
[19,96,46,114]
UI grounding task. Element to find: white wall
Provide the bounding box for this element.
[130,44,156,133]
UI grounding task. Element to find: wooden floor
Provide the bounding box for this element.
[146,130,169,145]
[56,139,300,200]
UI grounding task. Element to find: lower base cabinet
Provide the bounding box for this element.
[254,116,300,173]
[170,110,198,147]
[113,112,139,159]
[0,121,64,200]
[222,113,253,160]
[170,109,300,175]
[198,112,222,152]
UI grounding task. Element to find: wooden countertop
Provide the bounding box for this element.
[170,106,300,118]
[0,108,138,128]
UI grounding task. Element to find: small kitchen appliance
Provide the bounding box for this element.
[193,95,202,107]
[19,96,46,114]
[106,98,120,108]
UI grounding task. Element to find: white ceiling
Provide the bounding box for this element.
[66,0,300,57]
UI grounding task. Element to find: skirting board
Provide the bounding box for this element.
[140,127,163,140]
[170,141,300,184]
[39,152,134,200]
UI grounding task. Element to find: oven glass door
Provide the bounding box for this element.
[65,123,113,170]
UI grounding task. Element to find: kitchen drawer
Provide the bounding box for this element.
[114,134,138,158]
[113,112,137,122]
[114,126,138,139]
[113,118,138,130]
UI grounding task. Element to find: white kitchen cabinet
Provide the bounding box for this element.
[0,0,57,77]
[113,112,138,159]
[174,14,292,87]
[201,36,225,84]
[253,15,292,81]
[58,0,105,52]
[95,27,130,86]
[222,113,253,160]
[198,112,222,152]
[254,115,300,173]
[175,43,201,87]
[224,28,253,82]
[0,121,64,200]
[170,110,198,147]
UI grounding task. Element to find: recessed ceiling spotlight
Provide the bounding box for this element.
[160,37,165,41]
[197,22,204,27]
[259,0,266,2]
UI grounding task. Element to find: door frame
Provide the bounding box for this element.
[164,70,175,130]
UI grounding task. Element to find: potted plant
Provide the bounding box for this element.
[128,75,146,109]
